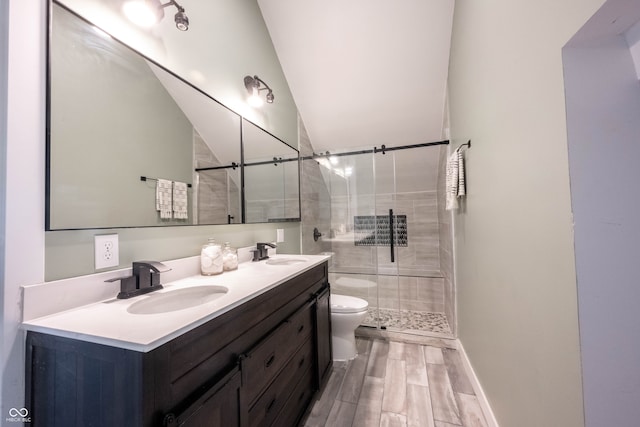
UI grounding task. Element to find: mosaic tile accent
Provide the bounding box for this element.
[354,215,408,247]
[364,308,451,334]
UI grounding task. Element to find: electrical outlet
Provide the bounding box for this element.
[95,234,119,269]
[276,228,284,243]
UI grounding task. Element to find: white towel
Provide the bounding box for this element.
[156,179,173,219]
[173,181,189,220]
[457,148,466,197]
[445,146,466,211]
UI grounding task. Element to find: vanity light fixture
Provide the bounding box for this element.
[244,75,275,107]
[123,0,189,31]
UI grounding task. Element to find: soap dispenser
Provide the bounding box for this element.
[201,238,223,275]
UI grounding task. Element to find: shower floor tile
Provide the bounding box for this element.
[364,308,451,334]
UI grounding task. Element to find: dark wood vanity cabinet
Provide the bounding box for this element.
[314,286,333,386]
[25,262,332,427]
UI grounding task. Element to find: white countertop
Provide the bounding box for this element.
[22,254,329,353]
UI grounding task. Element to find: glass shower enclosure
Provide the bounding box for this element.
[307,142,455,338]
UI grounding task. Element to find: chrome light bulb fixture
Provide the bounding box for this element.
[173,7,189,31]
[244,75,274,107]
[123,0,189,31]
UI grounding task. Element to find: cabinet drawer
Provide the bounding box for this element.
[272,367,314,427]
[246,338,313,427]
[242,302,313,404]
[164,366,241,427]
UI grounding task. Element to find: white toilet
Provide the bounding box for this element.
[330,294,369,361]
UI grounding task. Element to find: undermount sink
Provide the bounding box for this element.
[127,285,228,315]
[265,257,309,266]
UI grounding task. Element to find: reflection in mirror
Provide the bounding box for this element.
[243,119,300,223]
[48,4,241,229]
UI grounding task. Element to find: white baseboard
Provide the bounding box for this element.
[457,339,500,427]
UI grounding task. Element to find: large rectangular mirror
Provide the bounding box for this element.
[47,3,299,230]
[243,119,300,223]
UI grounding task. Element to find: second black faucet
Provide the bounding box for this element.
[253,242,277,261]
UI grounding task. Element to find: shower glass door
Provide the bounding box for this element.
[319,143,452,336]
[325,150,380,327]
[372,151,402,330]
[374,146,445,333]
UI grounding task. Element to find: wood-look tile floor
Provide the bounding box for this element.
[302,337,488,427]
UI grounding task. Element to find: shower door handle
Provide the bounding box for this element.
[389,209,395,263]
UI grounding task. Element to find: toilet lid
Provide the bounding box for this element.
[331,294,369,313]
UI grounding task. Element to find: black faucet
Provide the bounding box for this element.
[106,261,171,299]
[253,242,277,261]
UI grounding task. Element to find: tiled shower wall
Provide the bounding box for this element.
[328,191,440,272]
[437,145,456,334]
[329,271,445,314]
[299,119,332,255]
[329,189,444,314]
[374,191,441,274]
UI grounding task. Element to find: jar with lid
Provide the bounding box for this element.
[222,242,238,271]
[201,238,223,275]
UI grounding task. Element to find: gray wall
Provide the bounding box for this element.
[447,0,605,424]
[45,223,301,281]
[564,23,640,426]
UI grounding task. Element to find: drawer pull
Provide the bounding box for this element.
[297,324,305,334]
[265,353,276,368]
[298,356,305,368]
[266,397,277,413]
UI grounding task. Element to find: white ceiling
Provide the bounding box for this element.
[257,0,455,153]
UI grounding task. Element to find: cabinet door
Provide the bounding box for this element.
[163,366,241,427]
[315,286,332,389]
[25,332,148,427]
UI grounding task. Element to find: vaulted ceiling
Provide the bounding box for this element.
[257,0,455,153]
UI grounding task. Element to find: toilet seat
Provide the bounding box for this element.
[331,294,368,314]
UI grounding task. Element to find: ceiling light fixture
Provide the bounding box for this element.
[123,0,189,31]
[244,75,274,107]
